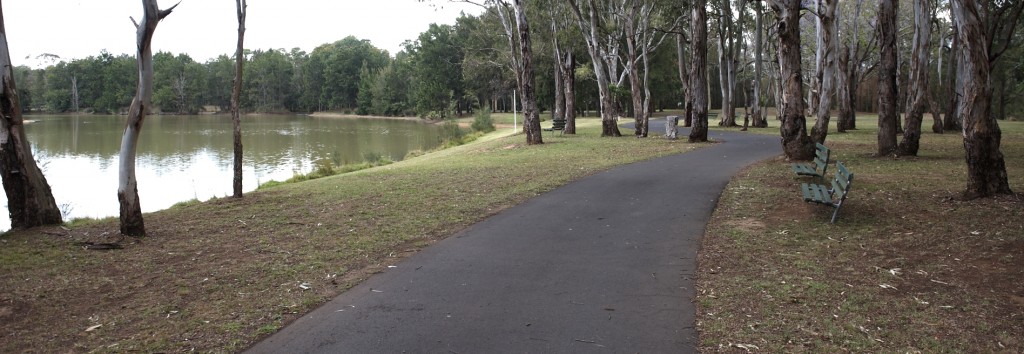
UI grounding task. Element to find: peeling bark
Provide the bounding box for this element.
[810,0,837,144]
[568,0,621,137]
[512,0,543,144]
[897,0,932,156]
[952,0,1011,199]
[768,0,813,159]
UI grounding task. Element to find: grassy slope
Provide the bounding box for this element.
[698,115,1024,352]
[0,117,699,353]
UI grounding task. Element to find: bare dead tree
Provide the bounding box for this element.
[231,0,246,198]
[118,0,177,236]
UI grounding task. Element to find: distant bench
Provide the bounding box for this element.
[544,118,566,132]
[800,161,854,224]
[792,143,830,180]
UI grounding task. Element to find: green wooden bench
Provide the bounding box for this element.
[543,118,566,132]
[792,143,830,180]
[800,161,854,224]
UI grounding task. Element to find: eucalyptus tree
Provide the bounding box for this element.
[951,0,1022,199]
[767,0,813,159]
[750,0,766,128]
[118,0,177,236]
[511,0,544,144]
[0,5,62,229]
[809,0,837,144]
[896,0,932,156]
[547,0,582,134]
[568,0,623,136]
[835,0,876,132]
[688,0,710,142]
[231,0,246,198]
[714,0,747,127]
[624,0,675,137]
[876,0,898,156]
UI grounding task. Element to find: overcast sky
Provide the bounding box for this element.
[5,0,483,68]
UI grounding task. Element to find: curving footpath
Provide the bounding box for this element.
[247,127,781,353]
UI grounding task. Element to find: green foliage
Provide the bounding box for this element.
[439,118,465,143]
[411,24,464,117]
[356,62,374,115]
[471,108,495,133]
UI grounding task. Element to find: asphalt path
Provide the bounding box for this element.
[247,125,781,353]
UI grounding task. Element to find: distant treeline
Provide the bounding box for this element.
[13,11,684,118]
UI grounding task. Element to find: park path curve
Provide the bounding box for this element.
[247,127,781,353]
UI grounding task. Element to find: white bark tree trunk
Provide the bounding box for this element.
[118,0,176,236]
[896,0,932,156]
[569,0,622,136]
[810,0,837,144]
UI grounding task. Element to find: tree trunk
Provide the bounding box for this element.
[676,32,691,128]
[626,0,646,137]
[0,7,62,229]
[951,0,1011,199]
[811,0,837,144]
[716,3,732,127]
[231,0,246,198]
[944,29,961,132]
[836,45,852,133]
[897,0,931,156]
[551,15,565,129]
[808,0,822,118]
[768,0,813,159]
[118,0,176,236]
[876,0,899,157]
[752,1,765,127]
[688,0,709,142]
[569,0,621,137]
[70,76,79,112]
[512,0,543,145]
[563,52,577,134]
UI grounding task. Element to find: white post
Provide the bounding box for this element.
[513,89,518,132]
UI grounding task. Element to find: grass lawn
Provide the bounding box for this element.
[0,117,700,352]
[697,112,1024,352]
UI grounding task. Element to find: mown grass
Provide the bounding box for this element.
[698,113,1024,352]
[0,117,700,353]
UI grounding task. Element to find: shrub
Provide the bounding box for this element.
[471,108,496,133]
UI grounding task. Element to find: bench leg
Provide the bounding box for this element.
[830,205,842,224]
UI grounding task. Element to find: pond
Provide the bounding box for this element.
[3,114,444,231]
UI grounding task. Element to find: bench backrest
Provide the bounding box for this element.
[831,161,853,202]
[814,143,831,176]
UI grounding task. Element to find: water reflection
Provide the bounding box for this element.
[4,114,442,231]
